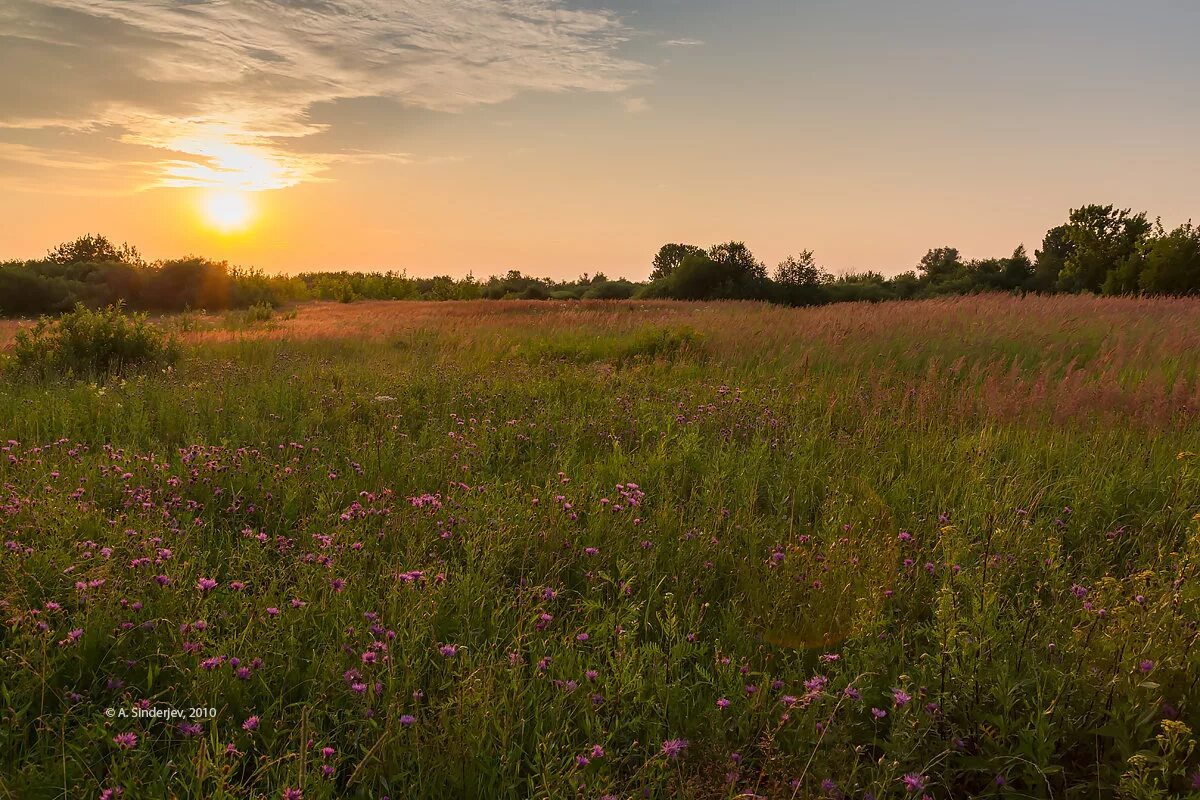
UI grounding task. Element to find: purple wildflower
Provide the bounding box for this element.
[660,738,688,759]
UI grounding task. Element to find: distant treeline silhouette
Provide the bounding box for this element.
[3,204,1197,316]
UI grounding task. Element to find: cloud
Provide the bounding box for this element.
[661,38,705,47]
[0,0,648,194]
[622,97,650,114]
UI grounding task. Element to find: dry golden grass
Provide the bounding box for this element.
[5,295,1200,426]
[173,295,1200,364]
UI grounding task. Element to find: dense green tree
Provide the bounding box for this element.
[1003,245,1034,290]
[665,253,761,300]
[482,270,551,300]
[966,246,1033,292]
[708,241,767,281]
[917,247,966,283]
[823,270,894,303]
[582,279,637,300]
[9,210,1200,317]
[773,251,829,306]
[1056,205,1151,293]
[773,250,826,286]
[1033,225,1074,292]
[650,244,705,281]
[147,257,232,310]
[1138,222,1200,295]
[665,254,725,300]
[889,271,923,299]
[46,234,144,267]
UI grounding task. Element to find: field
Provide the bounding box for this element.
[2,296,1199,799]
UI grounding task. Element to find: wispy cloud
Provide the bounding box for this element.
[0,0,649,193]
[661,38,705,47]
[622,97,650,114]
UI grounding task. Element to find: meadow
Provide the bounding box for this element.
[1,295,1199,799]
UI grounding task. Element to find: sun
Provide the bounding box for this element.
[201,190,255,233]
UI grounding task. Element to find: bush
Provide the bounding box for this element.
[244,301,276,324]
[582,279,636,300]
[10,303,179,379]
[665,253,768,300]
[517,285,549,300]
[223,301,297,330]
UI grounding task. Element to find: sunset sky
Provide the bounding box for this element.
[2,0,1198,279]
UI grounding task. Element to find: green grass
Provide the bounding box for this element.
[0,298,1198,799]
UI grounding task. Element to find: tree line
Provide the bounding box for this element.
[2,204,1197,316]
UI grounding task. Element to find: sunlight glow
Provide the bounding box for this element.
[161,133,304,192]
[201,190,255,233]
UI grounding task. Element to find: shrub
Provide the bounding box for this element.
[243,301,276,324]
[664,253,768,300]
[223,301,296,330]
[582,279,636,300]
[517,284,549,300]
[10,303,179,379]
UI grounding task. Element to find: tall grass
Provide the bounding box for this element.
[0,296,1197,798]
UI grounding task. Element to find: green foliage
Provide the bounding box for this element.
[1138,222,1200,295]
[1118,721,1197,799]
[46,233,144,267]
[773,250,830,306]
[5,208,1200,320]
[1056,205,1153,293]
[707,240,768,281]
[664,252,769,300]
[917,246,966,283]
[0,239,302,317]
[222,301,284,330]
[1,299,1198,797]
[582,279,637,300]
[650,243,705,281]
[1034,224,1074,292]
[10,303,179,379]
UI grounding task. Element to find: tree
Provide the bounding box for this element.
[650,244,705,281]
[1002,245,1034,291]
[708,241,767,281]
[1138,222,1200,295]
[917,247,965,283]
[664,253,759,300]
[966,246,1033,292]
[773,250,827,286]
[1055,205,1151,293]
[1036,224,1075,292]
[147,257,232,310]
[1033,225,1073,292]
[773,251,829,306]
[582,279,636,300]
[889,270,923,299]
[46,234,144,267]
[823,270,894,303]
